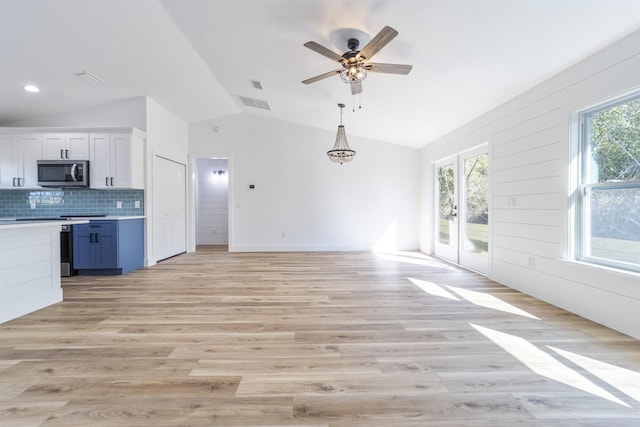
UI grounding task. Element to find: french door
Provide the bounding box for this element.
[434,145,489,274]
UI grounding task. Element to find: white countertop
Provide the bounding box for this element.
[0,216,145,230]
[0,219,89,230]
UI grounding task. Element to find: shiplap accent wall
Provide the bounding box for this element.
[196,158,229,245]
[420,30,640,339]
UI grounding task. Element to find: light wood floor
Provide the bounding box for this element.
[1,247,639,426]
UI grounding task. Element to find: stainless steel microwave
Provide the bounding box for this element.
[37,160,89,188]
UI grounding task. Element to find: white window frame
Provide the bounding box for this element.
[576,91,640,273]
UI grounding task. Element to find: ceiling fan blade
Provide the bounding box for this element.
[350,81,362,95]
[357,26,398,61]
[303,41,345,63]
[302,69,341,84]
[365,63,413,74]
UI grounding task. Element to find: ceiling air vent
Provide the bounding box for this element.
[74,71,103,85]
[250,80,264,90]
[239,96,271,111]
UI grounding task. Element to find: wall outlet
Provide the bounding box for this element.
[528,255,535,268]
[134,200,140,208]
[116,201,122,209]
[507,196,517,207]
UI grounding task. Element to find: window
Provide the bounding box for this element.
[578,93,640,272]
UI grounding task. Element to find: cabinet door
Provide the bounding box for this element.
[42,134,66,160]
[94,230,118,268]
[89,134,113,189]
[19,134,42,188]
[0,134,19,188]
[73,229,96,269]
[66,134,89,160]
[42,133,89,160]
[111,134,132,188]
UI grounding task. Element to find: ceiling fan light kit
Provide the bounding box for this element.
[327,103,356,165]
[302,26,412,96]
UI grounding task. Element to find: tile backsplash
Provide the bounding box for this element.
[0,189,144,218]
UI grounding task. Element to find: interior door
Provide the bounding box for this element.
[434,146,489,275]
[153,155,187,261]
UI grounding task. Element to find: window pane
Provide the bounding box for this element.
[580,94,640,271]
[464,153,488,254]
[585,185,640,265]
[587,98,640,183]
[438,164,454,245]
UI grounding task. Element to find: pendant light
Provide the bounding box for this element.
[327,103,356,164]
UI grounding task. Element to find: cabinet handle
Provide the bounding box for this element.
[106,177,109,186]
[95,233,99,243]
[18,177,23,187]
[90,233,94,243]
[110,177,114,186]
[65,149,69,159]
[12,177,16,187]
[60,149,64,159]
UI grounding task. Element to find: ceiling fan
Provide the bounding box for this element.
[302,26,412,95]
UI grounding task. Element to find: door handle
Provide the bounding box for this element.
[70,164,78,182]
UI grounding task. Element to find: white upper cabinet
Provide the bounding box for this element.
[42,133,89,160]
[89,132,144,189]
[0,133,42,189]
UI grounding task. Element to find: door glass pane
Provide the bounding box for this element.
[438,164,455,245]
[464,153,488,254]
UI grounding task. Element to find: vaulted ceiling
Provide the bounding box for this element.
[1,0,639,147]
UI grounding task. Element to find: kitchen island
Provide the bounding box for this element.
[0,219,88,323]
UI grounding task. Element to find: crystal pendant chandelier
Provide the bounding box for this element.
[327,103,356,164]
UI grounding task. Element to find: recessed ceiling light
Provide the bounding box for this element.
[23,84,40,93]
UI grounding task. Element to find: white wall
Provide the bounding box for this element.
[144,97,189,266]
[189,113,419,252]
[420,30,640,339]
[196,158,229,245]
[6,97,147,130]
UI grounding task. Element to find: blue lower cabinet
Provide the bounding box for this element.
[73,219,143,275]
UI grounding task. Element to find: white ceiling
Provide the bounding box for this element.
[1,0,639,148]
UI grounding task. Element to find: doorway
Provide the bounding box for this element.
[195,158,229,247]
[434,145,489,274]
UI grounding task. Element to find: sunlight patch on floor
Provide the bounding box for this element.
[448,286,540,319]
[408,277,460,301]
[549,345,640,403]
[374,252,457,269]
[471,324,629,407]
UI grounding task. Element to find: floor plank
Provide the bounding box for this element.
[1,247,638,426]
